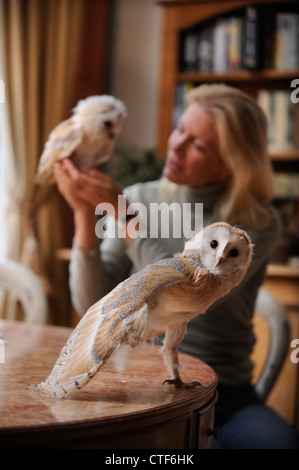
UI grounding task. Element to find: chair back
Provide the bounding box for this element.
[0,259,48,324]
[254,287,290,401]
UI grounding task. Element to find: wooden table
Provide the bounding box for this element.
[0,320,218,449]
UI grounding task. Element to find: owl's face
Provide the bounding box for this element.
[73,95,127,137]
[184,222,253,276]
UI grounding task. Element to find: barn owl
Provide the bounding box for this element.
[35,95,127,184]
[31,222,253,398]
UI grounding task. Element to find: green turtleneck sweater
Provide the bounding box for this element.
[70,179,280,386]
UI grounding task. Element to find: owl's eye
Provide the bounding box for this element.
[229,248,239,258]
[210,240,218,249]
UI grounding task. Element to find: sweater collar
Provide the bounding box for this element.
[180,180,228,208]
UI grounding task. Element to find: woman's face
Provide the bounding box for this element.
[163,102,231,187]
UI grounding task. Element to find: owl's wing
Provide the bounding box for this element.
[35,118,83,184]
[31,258,187,398]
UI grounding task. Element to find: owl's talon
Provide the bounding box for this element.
[163,378,202,389]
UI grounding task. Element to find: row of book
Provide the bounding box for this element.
[274,173,299,199]
[257,89,299,152]
[172,82,193,129]
[179,5,299,73]
[172,82,299,154]
[275,13,299,71]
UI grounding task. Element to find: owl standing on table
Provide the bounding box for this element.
[35,95,127,184]
[31,223,253,399]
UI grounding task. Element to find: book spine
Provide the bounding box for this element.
[242,5,264,71]
[257,89,274,148]
[197,25,214,72]
[180,30,199,73]
[227,16,242,71]
[172,82,194,129]
[180,6,299,73]
[213,18,228,72]
[275,13,284,70]
[258,89,297,152]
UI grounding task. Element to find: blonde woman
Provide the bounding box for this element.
[54,84,299,448]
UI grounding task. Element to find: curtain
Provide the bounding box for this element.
[0,0,83,324]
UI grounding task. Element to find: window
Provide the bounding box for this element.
[0,76,7,258]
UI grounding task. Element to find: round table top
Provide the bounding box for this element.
[0,319,217,447]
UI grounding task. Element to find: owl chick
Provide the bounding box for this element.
[35,95,127,184]
[31,222,253,399]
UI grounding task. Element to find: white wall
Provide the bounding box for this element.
[110,0,162,149]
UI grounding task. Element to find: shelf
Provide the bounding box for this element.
[176,69,299,83]
[267,263,299,278]
[157,0,299,161]
[270,150,299,161]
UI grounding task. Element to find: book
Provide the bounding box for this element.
[293,101,299,149]
[197,24,214,72]
[172,82,193,129]
[227,16,243,71]
[242,5,265,70]
[274,173,299,199]
[179,5,299,73]
[257,89,275,148]
[286,13,299,70]
[213,18,228,72]
[275,13,299,70]
[264,8,277,69]
[258,89,296,152]
[274,90,289,150]
[180,29,199,72]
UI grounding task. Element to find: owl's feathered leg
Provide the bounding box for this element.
[161,323,202,389]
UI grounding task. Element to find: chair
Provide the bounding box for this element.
[253,287,290,401]
[0,258,48,324]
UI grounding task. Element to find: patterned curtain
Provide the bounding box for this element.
[0,0,83,324]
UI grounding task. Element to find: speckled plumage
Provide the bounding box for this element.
[35,95,127,184]
[31,222,253,398]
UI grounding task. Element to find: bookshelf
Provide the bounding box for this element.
[155,0,299,260]
[176,70,299,82]
[156,0,299,158]
[156,0,299,426]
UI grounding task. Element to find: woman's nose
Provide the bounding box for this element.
[171,131,188,152]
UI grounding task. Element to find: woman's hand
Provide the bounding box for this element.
[53,159,125,250]
[53,159,124,215]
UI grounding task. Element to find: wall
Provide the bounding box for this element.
[110,0,162,150]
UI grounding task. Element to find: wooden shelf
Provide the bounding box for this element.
[176,69,299,83]
[267,263,299,278]
[156,0,299,431]
[270,150,299,161]
[156,0,299,158]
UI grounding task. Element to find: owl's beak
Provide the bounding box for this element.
[216,256,226,267]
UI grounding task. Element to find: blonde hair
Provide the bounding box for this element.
[185,83,274,228]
